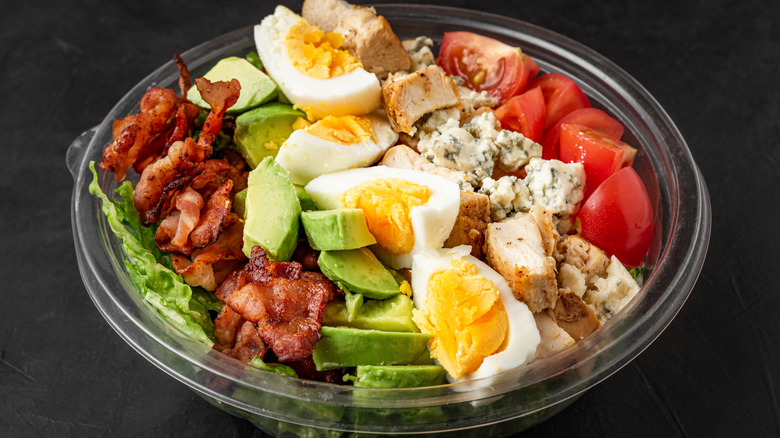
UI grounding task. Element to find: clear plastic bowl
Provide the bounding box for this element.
[67,4,711,436]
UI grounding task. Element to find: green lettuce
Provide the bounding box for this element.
[249,356,298,378]
[88,162,220,345]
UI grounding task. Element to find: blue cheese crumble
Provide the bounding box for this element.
[417,111,542,187]
[479,158,585,223]
[524,158,585,216]
[402,37,436,72]
[584,256,641,324]
[478,176,532,221]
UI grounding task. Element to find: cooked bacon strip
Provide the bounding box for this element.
[190,179,233,247]
[171,186,203,247]
[191,158,247,201]
[221,247,336,362]
[100,87,180,180]
[222,320,268,363]
[134,137,207,226]
[173,53,192,96]
[170,220,246,289]
[244,246,303,284]
[214,304,244,348]
[195,77,240,151]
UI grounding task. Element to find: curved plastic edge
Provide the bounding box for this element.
[66,126,98,181]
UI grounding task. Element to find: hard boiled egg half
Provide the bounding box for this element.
[304,166,460,269]
[254,6,381,119]
[411,246,540,382]
[275,111,398,185]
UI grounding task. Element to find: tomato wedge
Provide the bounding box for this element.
[559,123,637,199]
[529,73,590,131]
[494,86,546,142]
[438,31,540,102]
[578,167,654,267]
[541,108,625,160]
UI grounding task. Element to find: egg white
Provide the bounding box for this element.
[411,246,541,383]
[274,111,398,185]
[254,6,382,119]
[304,166,460,269]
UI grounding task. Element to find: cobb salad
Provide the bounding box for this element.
[90,0,654,388]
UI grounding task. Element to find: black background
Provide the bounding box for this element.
[2,0,778,436]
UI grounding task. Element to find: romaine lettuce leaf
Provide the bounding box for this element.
[88,162,218,345]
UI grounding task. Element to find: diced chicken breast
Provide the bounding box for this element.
[555,234,610,285]
[443,190,491,259]
[552,289,600,340]
[484,205,559,313]
[382,65,461,134]
[301,0,354,31]
[533,311,575,359]
[379,145,469,188]
[302,0,410,79]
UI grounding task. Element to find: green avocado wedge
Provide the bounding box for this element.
[301,208,376,251]
[312,326,430,371]
[186,56,277,114]
[242,157,301,262]
[234,103,305,168]
[318,248,400,300]
[353,365,447,388]
[322,293,417,332]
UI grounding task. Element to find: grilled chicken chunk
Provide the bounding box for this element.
[382,65,461,134]
[555,234,610,285]
[380,144,468,187]
[552,289,600,340]
[443,190,491,259]
[484,205,559,313]
[533,311,575,359]
[302,0,410,79]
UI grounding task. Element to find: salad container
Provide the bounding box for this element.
[67,4,711,436]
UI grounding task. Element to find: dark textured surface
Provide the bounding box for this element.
[1,0,778,436]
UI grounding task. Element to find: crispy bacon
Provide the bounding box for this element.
[190,180,233,247]
[220,319,268,363]
[195,77,240,151]
[221,247,336,362]
[134,138,205,226]
[132,78,241,226]
[100,87,181,181]
[171,186,203,247]
[173,53,192,96]
[214,305,244,348]
[170,220,246,290]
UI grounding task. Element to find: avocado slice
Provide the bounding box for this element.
[302,209,377,251]
[294,185,318,212]
[242,157,301,262]
[312,326,430,371]
[234,103,305,168]
[233,188,247,219]
[187,56,277,114]
[322,294,418,332]
[318,248,400,300]
[354,365,446,388]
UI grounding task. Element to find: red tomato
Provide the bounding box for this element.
[559,123,637,199]
[529,73,591,131]
[494,87,546,142]
[541,108,625,160]
[438,31,540,102]
[578,167,654,267]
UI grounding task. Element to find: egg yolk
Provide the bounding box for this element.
[285,21,362,79]
[306,115,375,145]
[412,259,509,380]
[342,178,430,254]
